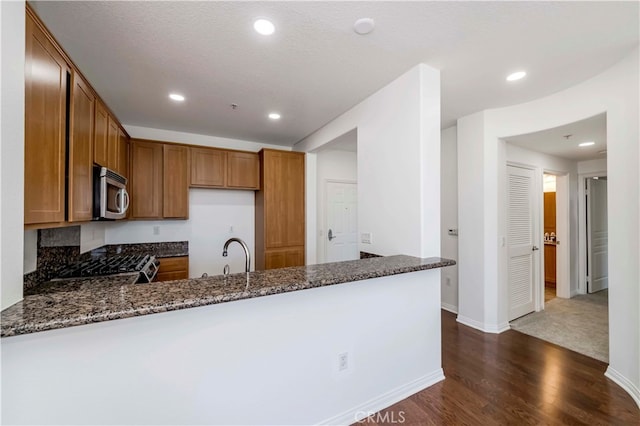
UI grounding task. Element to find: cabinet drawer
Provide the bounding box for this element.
[156,270,188,282]
[156,256,189,281]
[264,247,304,270]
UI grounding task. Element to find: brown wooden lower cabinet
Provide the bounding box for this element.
[544,243,556,285]
[156,256,189,281]
[264,247,305,270]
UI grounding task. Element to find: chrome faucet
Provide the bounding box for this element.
[222,238,251,273]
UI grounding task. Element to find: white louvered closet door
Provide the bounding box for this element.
[507,165,536,321]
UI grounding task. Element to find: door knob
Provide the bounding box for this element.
[328,229,336,241]
[532,246,539,251]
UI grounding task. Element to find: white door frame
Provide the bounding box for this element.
[506,161,541,315]
[322,179,357,263]
[578,170,607,294]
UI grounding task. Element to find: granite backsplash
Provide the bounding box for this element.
[24,228,188,292]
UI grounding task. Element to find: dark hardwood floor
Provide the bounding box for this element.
[360,311,639,425]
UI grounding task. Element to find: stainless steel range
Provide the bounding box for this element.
[55,254,160,283]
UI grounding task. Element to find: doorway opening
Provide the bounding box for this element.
[313,128,358,264]
[504,113,609,362]
[543,174,557,303]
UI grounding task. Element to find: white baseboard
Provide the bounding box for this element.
[456,315,510,334]
[605,366,640,409]
[441,303,458,314]
[319,369,445,425]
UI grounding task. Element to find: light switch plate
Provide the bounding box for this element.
[361,232,372,244]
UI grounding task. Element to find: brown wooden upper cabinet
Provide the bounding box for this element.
[94,100,121,173]
[130,140,189,220]
[163,144,189,219]
[107,116,119,170]
[68,72,95,222]
[255,149,305,270]
[24,5,130,227]
[227,151,260,189]
[190,147,259,190]
[93,100,109,168]
[190,147,226,187]
[117,128,129,181]
[130,140,163,219]
[24,10,70,224]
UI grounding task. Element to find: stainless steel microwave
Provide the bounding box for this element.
[93,166,129,220]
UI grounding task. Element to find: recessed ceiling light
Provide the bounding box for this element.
[354,18,375,35]
[506,71,527,82]
[254,19,275,35]
[169,93,185,102]
[579,141,595,147]
[268,112,281,120]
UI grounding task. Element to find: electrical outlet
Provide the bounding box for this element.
[338,352,349,371]
[446,277,451,286]
[153,225,160,235]
[361,233,372,244]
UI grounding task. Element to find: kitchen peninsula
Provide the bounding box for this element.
[2,255,453,425]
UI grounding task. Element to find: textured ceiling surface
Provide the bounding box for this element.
[30,1,638,146]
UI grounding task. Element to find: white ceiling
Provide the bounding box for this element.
[506,113,606,161]
[30,1,638,147]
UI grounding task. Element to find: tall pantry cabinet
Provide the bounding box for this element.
[255,149,305,270]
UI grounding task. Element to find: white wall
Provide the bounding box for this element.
[457,48,639,406]
[578,158,607,174]
[440,126,458,313]
[2,270,444,425]
[0,1,26,309]
[296,64,441,260]
[315,148,357,264]
[106,189,255,277]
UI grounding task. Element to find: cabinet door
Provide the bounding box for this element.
[544,192,556,234]
[265,247,305,269]
[107,116,119,171]
[93,100,108,167]
[285,153,305,246]
[263,151,288,247]
[130,140,163,218]
[24,13,70,224]
[68,73,95,222]
[190,147,226,187]
[227,151,259,189]
[163,144,189,219]
[117,128,129,181]
[156,256,189,281]
[544,244,556,284]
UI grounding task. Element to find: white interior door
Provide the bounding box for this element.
[587,178,608,293]
[507,166,537,321]
[325,181,358,263]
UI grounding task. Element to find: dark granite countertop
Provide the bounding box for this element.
[104,241,188,258]
[2,255,455,338]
